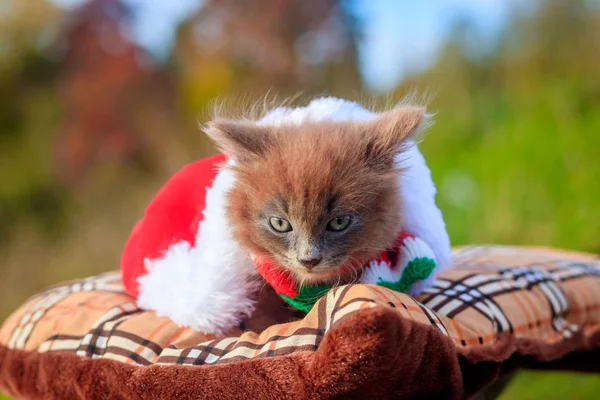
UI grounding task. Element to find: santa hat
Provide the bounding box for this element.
[120,97,452,335]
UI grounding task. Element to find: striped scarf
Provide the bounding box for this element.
[254,233,437,313]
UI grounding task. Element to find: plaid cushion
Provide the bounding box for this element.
[1,245,599,367]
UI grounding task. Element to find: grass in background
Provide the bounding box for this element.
[500,371,600,400]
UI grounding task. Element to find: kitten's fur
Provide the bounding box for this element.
[206,107,426,286]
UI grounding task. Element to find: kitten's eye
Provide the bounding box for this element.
[269,217,292,233]
[327,216,352,232]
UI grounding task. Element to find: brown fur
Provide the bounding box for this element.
[206,107,426,284]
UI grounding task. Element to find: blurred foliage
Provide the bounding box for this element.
[401,0,600,254]
[0,0,599,398]
[498,370,600,400]
[0,0,64,243]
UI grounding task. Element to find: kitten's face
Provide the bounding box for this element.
[206,107,426,284]
[227,135,403,283]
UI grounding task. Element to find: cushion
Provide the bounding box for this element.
[0,245,599,399]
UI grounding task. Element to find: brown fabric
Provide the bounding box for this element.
[0,308,463,400]
[0,245,599,399]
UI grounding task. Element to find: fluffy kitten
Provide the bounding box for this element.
[206,106,426,286]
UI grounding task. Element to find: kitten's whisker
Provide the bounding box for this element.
[341,256,366,285]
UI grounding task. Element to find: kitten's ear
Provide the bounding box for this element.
[204,119,273,163]
[361,106,428,166]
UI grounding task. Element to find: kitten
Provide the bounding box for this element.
[122,98,447,334]
[206,106,427,287]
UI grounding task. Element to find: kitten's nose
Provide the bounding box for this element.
[297,256,322,269]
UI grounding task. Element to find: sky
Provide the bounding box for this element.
[349,0,514,91]
[50,0,513,92]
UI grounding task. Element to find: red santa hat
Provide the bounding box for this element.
[120,97,451,335]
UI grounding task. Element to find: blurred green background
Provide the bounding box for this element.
[0,0,598,398]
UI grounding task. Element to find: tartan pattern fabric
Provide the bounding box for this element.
[1,246,599,367]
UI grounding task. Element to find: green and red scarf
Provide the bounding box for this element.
[253,233,437,313]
